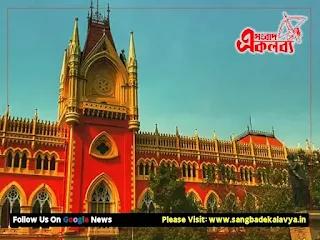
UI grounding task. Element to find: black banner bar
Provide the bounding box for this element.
[10,213,309,228]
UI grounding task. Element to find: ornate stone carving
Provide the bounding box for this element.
[89,131,119,160]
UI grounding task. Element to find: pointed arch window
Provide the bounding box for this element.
[141,191,155,213]
[202,165,207,179]
[32,190,51,229]
[150,162,155,175]
[36,155,42,170]
[192,164,197,178]
[240,167,244,181]
[43,156,49,170]
[6,151,28,169]
[249,169,253,183]
[32,191,51,214]
[35,154,56,171]
[182,164,187,177]
[13,153,20,168]
[0,187,20,228]
[138,162,144,176]
[244,168,249,182]
[206,194,218,213]
[6,152,13,167]
[145,162,150,176]
[90,182,112,213]
[50,156,56,171]
[21,153,27,169]
[187,164,191,177]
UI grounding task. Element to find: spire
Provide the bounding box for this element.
[60,49,67,83]
[231,133,235,141]
[176,126,179,136]
[194,129,198,138]
[213,131,217,139]
[155,124,158,134]
[4,105,9,116]
[70,18,80,49]
[127,31,137,67]
[34,109,38,119]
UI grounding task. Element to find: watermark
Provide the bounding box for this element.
[235,12,308,55]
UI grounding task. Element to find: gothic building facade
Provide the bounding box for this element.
[0,7,306,240]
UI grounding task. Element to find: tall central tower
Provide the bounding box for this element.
[57,4,139,218]
[58,5,139,131]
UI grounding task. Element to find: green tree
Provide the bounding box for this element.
[204,164,294,240]
[115,165,209,240]
[149,164,199,213]
[149,165,209,240]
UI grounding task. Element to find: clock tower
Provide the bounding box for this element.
[57,4,139,217]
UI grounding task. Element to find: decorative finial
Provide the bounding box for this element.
[213,131,217,139]
[127,31,137,68]
[5,105,9,116]
[107,3,110,20]
[155,124,158,134]
[231,132,235,141]
[96,0,99,19]
[34,109,38,119]
[272,126,275,135]
[176,126,179,136]
[75,17,78,21]
[298,141,301,149]
[90,0,93,17]
[194,129,198,137]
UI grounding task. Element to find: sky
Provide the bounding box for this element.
[0,0,319,148]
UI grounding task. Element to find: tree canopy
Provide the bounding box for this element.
[115,164,209,240]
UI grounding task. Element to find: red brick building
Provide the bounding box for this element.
[0,6,303,239]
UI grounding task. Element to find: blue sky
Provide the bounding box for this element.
[0,0,319,148]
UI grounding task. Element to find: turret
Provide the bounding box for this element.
[127,31,140,132]
[65,18,81,125]
[58,49,68,120]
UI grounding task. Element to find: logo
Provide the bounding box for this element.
[235,12,308,55]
